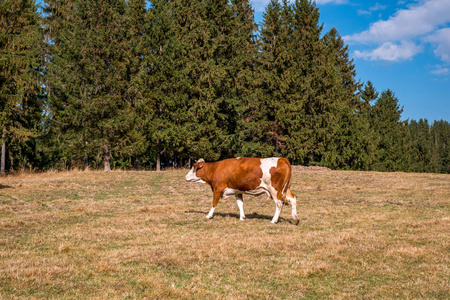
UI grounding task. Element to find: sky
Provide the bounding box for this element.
[251,0,450,122]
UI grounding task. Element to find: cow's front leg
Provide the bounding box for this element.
[236,194,246,221]
[206,190,222,219]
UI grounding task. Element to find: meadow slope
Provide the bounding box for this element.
[0,169,449,299]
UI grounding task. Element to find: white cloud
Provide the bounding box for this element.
[357,3,387,16]
[425,28,450,62]
[357,9,371,16]
[354,41,423,61]
[370,3,387,12]
[345,0,450,44]
[345,0,450,62]
[430,65,449,75]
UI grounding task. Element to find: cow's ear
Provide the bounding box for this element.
[193,162,203,170]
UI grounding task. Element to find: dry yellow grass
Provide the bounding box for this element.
[0,169,449,299]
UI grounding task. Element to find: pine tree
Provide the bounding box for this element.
[122,0,149,170]
[44,0,143,171]
[430,120,450,173]
[259,0,290,156]
[359,81,378,115]
[408,119,432,172]
[321,27,368,169]
[0,0,43,175]
[260,0,352,166]
[145,0,190,170]
[371,90,409,171]
[408,119,450,174]
[223,0,264,158]
[145,0,261,166]
[278,0,324,165]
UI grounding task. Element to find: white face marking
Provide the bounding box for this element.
[185,167,206,183]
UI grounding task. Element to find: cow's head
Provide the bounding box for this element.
[185,159,206,183]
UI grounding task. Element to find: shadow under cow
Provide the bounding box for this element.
[185,210,292,223]
[0,184,14,190]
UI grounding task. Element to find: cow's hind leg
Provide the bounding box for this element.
[206,191,221,219]
[286,188,299,225]
[270,190,283,224]
[236,194,246,221]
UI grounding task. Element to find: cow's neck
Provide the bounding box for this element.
[200,162,216,186]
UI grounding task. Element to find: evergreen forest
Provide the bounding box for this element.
[1,0,449,174]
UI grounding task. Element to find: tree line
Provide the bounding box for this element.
[1,0,449,175]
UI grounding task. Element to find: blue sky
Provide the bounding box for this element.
[251,0,450,122]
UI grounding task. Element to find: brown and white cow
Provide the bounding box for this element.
[185,157,299,225]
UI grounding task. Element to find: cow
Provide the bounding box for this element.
[185,157,299,225]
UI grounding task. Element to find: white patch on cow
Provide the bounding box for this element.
[185,167,206,183]
[236,157,241,159]
[223,187,268,198]
[259,157,279,189]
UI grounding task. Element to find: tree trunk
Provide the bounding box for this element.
[156,152,161,172]
[134,156,140,171]
[1,129,5,176]
[84,141,89,170]
[104,146,111,172]
[84,154,89,170]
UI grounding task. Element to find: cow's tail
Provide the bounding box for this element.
[281,159,293,206]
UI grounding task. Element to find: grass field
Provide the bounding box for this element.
[0,168,449,299]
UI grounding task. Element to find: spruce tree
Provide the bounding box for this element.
[430,120,450,173]
[408,119,434,172]
[44,0,142,170]
[146,0,261,165]
[224,0,264,157]
[146,0,190,170]
[371,90,409,171]
[359,81,378,115]
[0,0,43,175]
[123,0,149,170]
[259,0,290,156]
[321,28,373,170]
